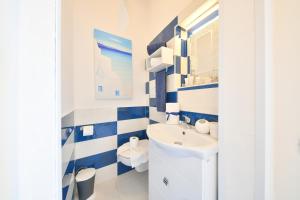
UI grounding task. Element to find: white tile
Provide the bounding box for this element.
[174,36,181,56]
[66,176,75,200]
[149,107,166,123]
[62,111,74,128]
[167,74,181,92]
[180,57,188,75]
[117,118,148,135]
[62,131,75,176]
[88,170,148,200]
[178,87,218,115]
[181,31,188,40]
[95,163,117,184]
[166,37,175,49]
[149,80,156,98]
[75,135,117,160]
[62,173,74,188]
[74,107,117,126]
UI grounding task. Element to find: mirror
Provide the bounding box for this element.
[178,0,219,86]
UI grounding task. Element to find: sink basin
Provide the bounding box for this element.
[147,123,218,159]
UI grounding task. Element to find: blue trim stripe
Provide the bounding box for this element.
[61,127,74,146]
[178,83,218,91]
[166,92,177,103]
[75,122,117,142]
[118,162,133,175]
[117,106,148,121]
[75,150,117,171]
[117,130,148,147]
[180,111,218,125]
[149,98,156,107]
[189,10,219,33]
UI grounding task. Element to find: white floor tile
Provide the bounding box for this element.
[74,170,148,200]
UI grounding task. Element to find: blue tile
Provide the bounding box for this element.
[117,106,148,121]
[148,17,178,50]
[75,122,117,142]
[181,40,187,57]
[118,162,133,175]
[166,92,177,103]
[145,82,149,94]
[166,65,175,76]
[62,186,69,200]
[175,25,181,37]
[187,56,191,74]
[61,127,74,146]
[149,98,156,107]
[175,56,181,74]
[75,150,117,172]
[180,111,218,126]
[117,130,148,147]
[178,83,218,91]
[64,159,75,176]
[149,119,159,125]
[149,72,155,81]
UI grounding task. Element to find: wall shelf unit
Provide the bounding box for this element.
[146,47,174,72]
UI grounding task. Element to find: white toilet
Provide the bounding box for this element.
[117,139,149,172]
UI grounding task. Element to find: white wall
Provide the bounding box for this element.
[0,0,18,199]
[0,0,61,199]
[219,0,256,199]
[61,0,74,116]
[73,0,150,110]
[273,0,300,199]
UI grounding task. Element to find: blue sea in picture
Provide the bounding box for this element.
[94,29,132,99]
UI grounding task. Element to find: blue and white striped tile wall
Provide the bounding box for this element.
[61,112,75,200]
[73,106,149,184]
[146,20,218,125]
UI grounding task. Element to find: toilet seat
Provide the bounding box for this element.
[117,139,149,172]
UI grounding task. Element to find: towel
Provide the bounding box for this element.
[156,69,166,112]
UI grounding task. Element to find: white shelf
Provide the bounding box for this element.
[146,47,174,72]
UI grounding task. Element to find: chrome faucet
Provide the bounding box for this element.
[181,115,191,129]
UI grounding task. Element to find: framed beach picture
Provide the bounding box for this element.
[94,28,132,99]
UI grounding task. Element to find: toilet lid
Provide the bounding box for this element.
[117,139,148,158]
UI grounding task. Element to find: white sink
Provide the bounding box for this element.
[147,123,218,159]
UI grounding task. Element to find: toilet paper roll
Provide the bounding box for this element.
[130,137,139,149]
[195,119,210,134]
